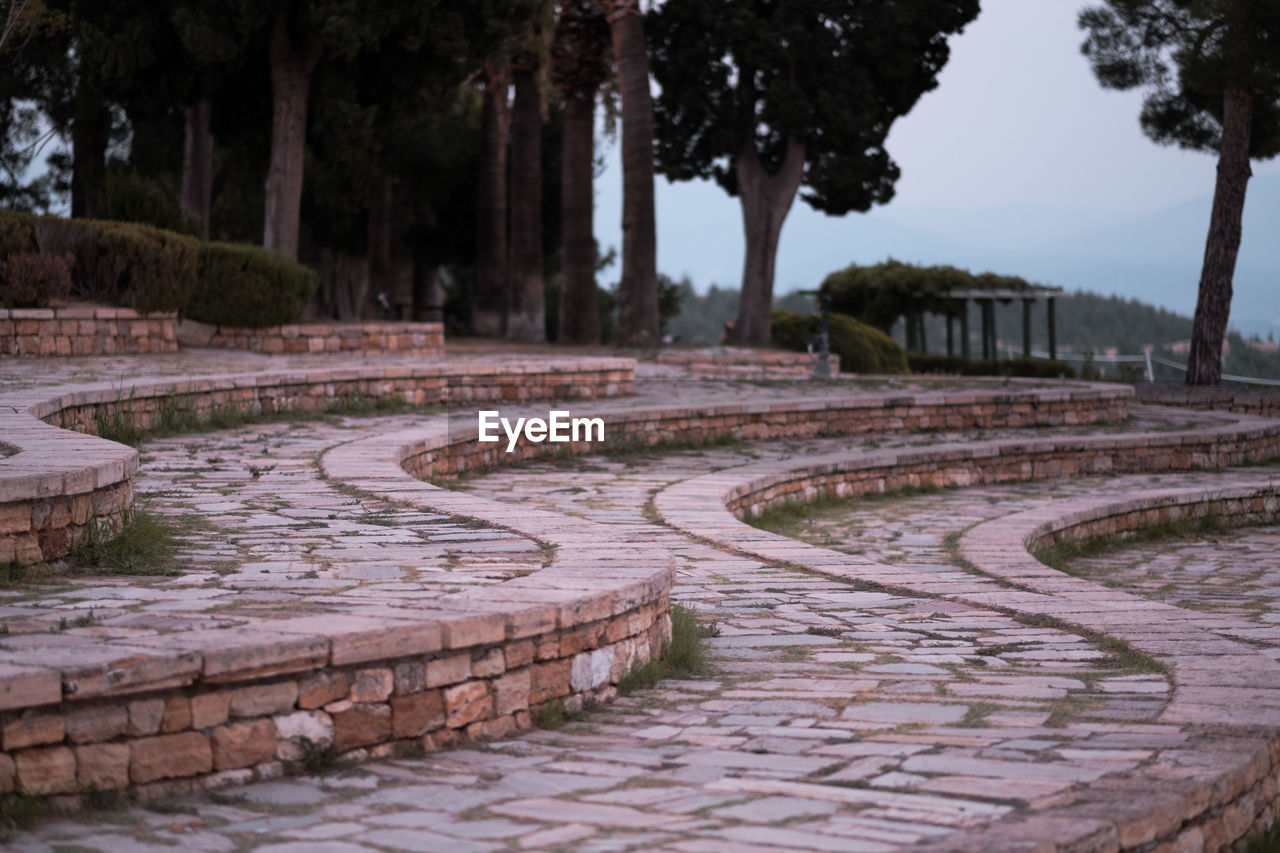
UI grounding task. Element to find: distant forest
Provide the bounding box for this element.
[666,282,1280,381]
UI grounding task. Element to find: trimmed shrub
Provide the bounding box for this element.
[187,242,318,327]
[908,352,1076,379]
[33,217,198,315]
[771,310,909,374]
[821,259,1040,333]
[0,251,72,308]
[93,169,203,238]
[0,210,36,260]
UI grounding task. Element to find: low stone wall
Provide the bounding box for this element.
[654,347,840,378]
[0,308,178,357]
[404,383,1132,482]
[0,359,634,566]
[653,444,1280,852]
[1135,382,1280,418]
[720,420,1280,520]
[0,592,668,798]
[178,319,444,355]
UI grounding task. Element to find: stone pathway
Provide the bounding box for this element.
[13,400,1273,851]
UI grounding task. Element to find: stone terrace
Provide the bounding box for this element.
[3,347,1280,851]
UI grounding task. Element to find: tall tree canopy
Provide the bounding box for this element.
[1080,0,1280,386]
[648,0,979,345]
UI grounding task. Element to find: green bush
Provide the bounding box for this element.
[908,353,1076,379]
[0,210,36,260]
[93,169,203,238]
[771,309,909,374]
[186,242,318,327]
[0,252,72,308]
[821,259,1040,333]
[32,217,199,315]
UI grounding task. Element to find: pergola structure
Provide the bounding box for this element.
[903,286,1068,360]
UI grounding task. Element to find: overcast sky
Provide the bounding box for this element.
[594,0,1280,298]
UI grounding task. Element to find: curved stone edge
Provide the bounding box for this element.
[0,358,635,565]
[0,379,1132,800]
[177,319,443,355]
[652,421,1280,852]
[1,308,178,358]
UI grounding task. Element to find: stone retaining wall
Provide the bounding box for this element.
[0,360,634,567]
[653,445,1280,851]
[1135,382,1280,418]
[403,384,1131,482]
[0,585,668,799]
[0,308,178,357]
[178,319,444,355]
[721,422,1280,520]
[654,348,840,378]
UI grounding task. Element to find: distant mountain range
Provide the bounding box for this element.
[651,172,1280,339]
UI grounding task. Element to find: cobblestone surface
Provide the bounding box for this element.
[12,403,1269,851]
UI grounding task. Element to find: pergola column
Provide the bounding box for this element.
[1022,298,1032,358]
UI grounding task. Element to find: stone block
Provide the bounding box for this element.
[129,732,212,783]
[161,696,191,733]
[227,682,297,718]
[426,653,470,687]
[350,667,393,703]
[212,719,277,771]
[472,648,504,678]
[390,690,444,739]
[331,703,391,753]
[493,668,531,717]
[274,711,334,761]
[74,743,130,790]
[0,503,30,535]
[127,698,165,736]
[298,670,350,709]
[191,691,229,729]
[0,752,13,793]
[444,682,491,729]
[15,746,77,794]
[1,713,64,750]
[63,704,127,746]
[392,660,426,695]
[529,659,572,704]
[504,640,536,669]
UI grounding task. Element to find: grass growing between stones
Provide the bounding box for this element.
[616,604,718,695]
[1243,817,1280,853]
[93,391,436,447]
[1033,509,1234,574]
[70,507,180,576]
[745,484,944,538]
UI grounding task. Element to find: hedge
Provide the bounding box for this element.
[187,242,318,328]
[908,353,1076,379]
[821,260,1041,333]
[0,210,315,326]
[771,310,909,374]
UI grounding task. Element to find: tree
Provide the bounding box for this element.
[649,0,979,345]
[551,0,610,344]
[1080,1,1280,386]
[474,61,511,337]
[602,0,658,347]
[506,24,548,342]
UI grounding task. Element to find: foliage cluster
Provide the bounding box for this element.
[0,209,316,325]
[188,242,318,328]
[771,309,908,375]
[908,354,1077,379]
[616,603,717,694]
[820,259,1043,333]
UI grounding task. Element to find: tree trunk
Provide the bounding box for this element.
[1186,87,1253,386]
[506,65,545,343]
[263,10,320,259]
[559,91,599,344]
[605,1,658,347]
[180,99,213,238]
[70,93,109,219]
[474,62,511,337]
[367,176,394,313]
[734,137,806,346]
[328,249,370,322]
